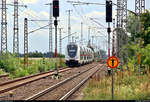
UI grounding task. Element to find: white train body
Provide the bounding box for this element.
[65,43,94,66]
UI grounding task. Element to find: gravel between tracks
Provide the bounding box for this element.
[0,76,11,84]
[0,63,96,100]
[68,65,107,100]
[34,63,104,100]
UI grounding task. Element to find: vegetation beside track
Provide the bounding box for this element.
[0,53,66,79]
[83,70,150,100]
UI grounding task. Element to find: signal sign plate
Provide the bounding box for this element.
[107,56,119,69]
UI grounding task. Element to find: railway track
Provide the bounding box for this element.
[0,67,72,94]
[0,74,9,79]
[25,64,105,100]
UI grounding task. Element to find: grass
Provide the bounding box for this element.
[0,69,7,75]
[0,54,66,79]
[83,69,150,100]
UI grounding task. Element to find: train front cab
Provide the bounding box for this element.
[65,43,79,67]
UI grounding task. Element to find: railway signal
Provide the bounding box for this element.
[106,0,112,58]
[106,2,113,99]
[106,0,112,22]
[107,56,119,69]
[107,56,119,100]
[53,0,59,77]
[53,0,59,17]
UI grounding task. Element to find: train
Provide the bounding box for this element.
[65,42,94,67]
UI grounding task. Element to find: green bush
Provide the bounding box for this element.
[14,68,29,78]
[0,54,66,79]
[0,69,7,75]
[38,65,46,73]
[26,66,39,74]
[0,53,19,73]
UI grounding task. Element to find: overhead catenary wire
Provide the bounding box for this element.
[68,1,108,37]
[90,18,107,29]
[18,4,50,29]
[71,3,96,28]
[67,1,105,6]
[28,24,51,34]
[18,8,43,27]
[71,4,106,46]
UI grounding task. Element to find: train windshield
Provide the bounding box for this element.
[67,45,78,58]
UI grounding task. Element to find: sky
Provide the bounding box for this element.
[0,0,150,55]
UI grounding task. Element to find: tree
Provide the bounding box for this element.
[127,10,150,47]
[140,10,150,46]
[28,51,44,57]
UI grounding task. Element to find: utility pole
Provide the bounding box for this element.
[116,0,123,70]
[135,0,140,75]
[141,0,145,13]
[46,3,53,58]
[1,0,7,56]
[13,0,19,57]
[66,10,72,43]
[0,1,26,57]
[59,28,63,68]
[23,19,52,68]
[50,3,53,58]
[24,18,28,68]
[116,0,121,58]
[12,1,27,57]
[139,0,145,75]
[135,0,141,75]
[81,22,83,44]
[122,0,128,69]
[135,0,145,76]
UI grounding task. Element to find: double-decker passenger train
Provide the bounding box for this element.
[65,42,94,67]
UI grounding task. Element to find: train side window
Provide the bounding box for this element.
[80,47,83,60]
[85,48,86,60]
[88,50,89,58]
[81,50,83,60]
[87,49,88,59]
[89,50,91,59]
[82,47,84,60]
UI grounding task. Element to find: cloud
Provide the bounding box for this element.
[40,11,49,19]
[71,16,81,22]
[6,0,11,4]
[20,8,41,19]
[19,0,39,4]
[6,0,39,4]
[85,11,105,18]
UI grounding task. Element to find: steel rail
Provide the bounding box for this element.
[0,74,9,78]
[59,65,104,100]
[25,64,98,100]
[0,67,67,86]
[0,67,71,94]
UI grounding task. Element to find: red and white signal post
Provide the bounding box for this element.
[53,0,59,76]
